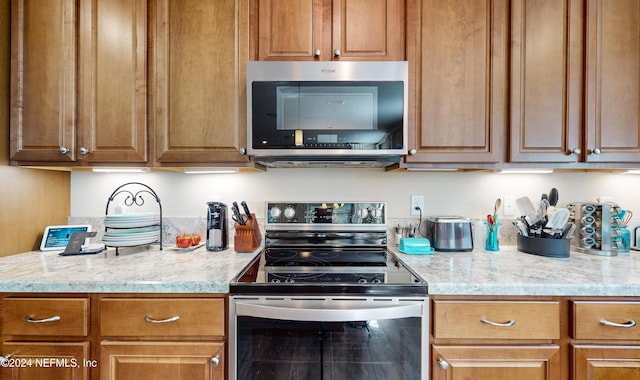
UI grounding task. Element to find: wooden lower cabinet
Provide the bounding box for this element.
[573,345,640,380]
[100,341,224,380]
[432,345,561,380]
[0,341,90,380]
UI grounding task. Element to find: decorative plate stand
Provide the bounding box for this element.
[103,182,163,255]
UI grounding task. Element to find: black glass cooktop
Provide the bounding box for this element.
[230,249,427,296]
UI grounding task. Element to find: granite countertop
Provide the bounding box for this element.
[1,244,640,297]
[395,247,640,297]
[0,246,260,294]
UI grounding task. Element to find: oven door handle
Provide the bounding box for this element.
[234,301,424,321]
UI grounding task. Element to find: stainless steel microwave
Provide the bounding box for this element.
[247,61,408,168]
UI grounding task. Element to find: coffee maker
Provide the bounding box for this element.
[207,201,228,251]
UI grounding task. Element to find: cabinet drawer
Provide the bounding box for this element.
[100,298,225,337]
[2,298,89,336]
[433,300,560,339]
[573,301,640,340]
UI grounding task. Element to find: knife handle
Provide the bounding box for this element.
[241,201,251,217]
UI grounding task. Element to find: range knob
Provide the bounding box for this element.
[284,206,296,219]
[270,206,282,219]
[357,278,367,284]
[357,209,369,218]
[371,278,382,284]
[371,208,383,218]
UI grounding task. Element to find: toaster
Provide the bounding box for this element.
[425,216,473,251]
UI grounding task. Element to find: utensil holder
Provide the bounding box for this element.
[517,235,570,258]
[484,222,500,251]
[234,214,262,253]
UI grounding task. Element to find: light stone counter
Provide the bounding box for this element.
[2,244,640,296]
[0,246,260,293]
[395,247,640,296]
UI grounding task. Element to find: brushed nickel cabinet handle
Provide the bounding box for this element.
[334,49,341,56]
[480,318,516,327]
[437,358,449,370]
[314,49,321,57]
[600,318,637,328]
[79,147,89,155]
[59,146,70,154]
[570,148,581,155]
[210,355,220,367]
[591,148,602,155]
[144,315,180,323]
[25,315,61,323]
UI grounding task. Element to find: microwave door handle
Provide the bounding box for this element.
[234,301,424,321]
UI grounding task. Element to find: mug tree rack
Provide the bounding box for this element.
[104,182,163,255]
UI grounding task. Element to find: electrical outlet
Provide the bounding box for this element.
[503,195,517,216]
[411,195,424,216]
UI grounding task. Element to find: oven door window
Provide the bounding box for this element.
[236,317,421,380]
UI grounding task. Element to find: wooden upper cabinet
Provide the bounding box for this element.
[509,0,584,163]
[406,0,507,163]
[152,0,250,164]
[10,0,147,164]
[77,0,147,163]
[253,0,404,61]
[585,0,640,163]
[10,0,77,162]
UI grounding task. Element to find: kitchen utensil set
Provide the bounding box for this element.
[513,189,572,239]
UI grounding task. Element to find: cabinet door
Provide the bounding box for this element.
[407,0,507,163]
[433,345,561,380]
[10,0,77,162]
[77,0,147,163]
[153,0,250,164]
[509,0,584,163]
[255,0,328,60]
[585,0,640,162]
[0,342,89,380]
[573,345,640,380]
[332,0,405,60]
[100,341,224,380]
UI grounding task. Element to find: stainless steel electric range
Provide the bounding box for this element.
[229,202,429,380]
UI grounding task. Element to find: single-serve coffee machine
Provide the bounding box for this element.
[207,201,228,251]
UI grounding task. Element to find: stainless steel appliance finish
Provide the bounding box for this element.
[425,216,473,251]
[247,61,408,168]
[206,201,228,251]
[229,201,428,380]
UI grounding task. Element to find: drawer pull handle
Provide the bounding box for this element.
[144,315,180,324]
[600,319,637,328]
[480,318,516,327]
[25,315,61,323]
[210,355,221,367]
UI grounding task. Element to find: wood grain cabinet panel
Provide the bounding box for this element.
[100,298,225,337]
[77,0,148,163]
[433,300,560,340]
[509,0,584,163]
[100,341,224,380]
[406,0,507,163]
[573,301,640,340]
[253,0,404,61]
[2,298,89,337]
[0,342,90,380]
[584,0,640,162]
[433,345,561,380]
[9,0,77,162]
[152,0,249,164]
[573,345,640,380]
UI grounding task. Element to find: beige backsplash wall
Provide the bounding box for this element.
[71,169,640,220]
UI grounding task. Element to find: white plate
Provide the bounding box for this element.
[171,243,205,252]
[103,234,160,247]
[105,213,160,228]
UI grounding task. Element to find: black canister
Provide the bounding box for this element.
[207,201,228,251]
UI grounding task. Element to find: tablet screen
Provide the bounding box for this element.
[40,225,92,251]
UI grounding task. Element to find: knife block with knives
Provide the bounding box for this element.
[234,214,262,253]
